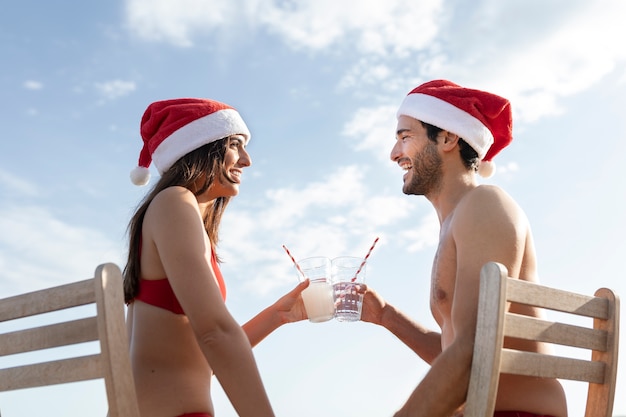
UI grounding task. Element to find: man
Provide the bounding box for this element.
[361,80,568,417]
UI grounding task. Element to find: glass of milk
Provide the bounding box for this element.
[296,257,335,323]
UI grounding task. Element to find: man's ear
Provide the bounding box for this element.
[440,131,460,151]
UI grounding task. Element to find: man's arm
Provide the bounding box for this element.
[361,287,442,364]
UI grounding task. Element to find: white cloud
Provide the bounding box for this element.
[125,0,236,47]
[125,0,442,55]
[335,1,626,150]
[257,0,442,55]
[0,205,124,296]
[400,210,439,252]
[496,161,519,175]
[0,169,38,196]
[23,80,43,90]
[123,0,626,130]
[337,60,396,91]
[94,79,136,100]
[619,68,626,85]
[262,165,366,227]
[342,104,398,162]
[425,1,626,125]
[219,164,419,295]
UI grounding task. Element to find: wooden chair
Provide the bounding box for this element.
[465,262,620,417]
[0,263,140,417]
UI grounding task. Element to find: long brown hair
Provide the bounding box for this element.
[123,138,231,303]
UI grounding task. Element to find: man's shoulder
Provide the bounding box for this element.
[456,184,508,208]
[467,184,509,199]
[455,185,523,223]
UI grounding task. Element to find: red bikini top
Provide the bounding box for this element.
[135,251,227,315]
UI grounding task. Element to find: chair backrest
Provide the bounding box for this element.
[0,263,140,417]
[465,262,620,417]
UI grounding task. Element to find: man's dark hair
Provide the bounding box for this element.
[420,121,480,171]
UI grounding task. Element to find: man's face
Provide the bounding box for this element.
[391,115,442,196]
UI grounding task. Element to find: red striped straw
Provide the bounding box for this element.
[352,237,380,281]
[282,245,306,279]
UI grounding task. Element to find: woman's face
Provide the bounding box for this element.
[205,135,251,199]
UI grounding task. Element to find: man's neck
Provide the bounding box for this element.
[427,172,477,225]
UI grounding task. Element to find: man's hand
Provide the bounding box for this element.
[358,284,388,326]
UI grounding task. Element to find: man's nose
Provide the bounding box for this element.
[390,141,401,161]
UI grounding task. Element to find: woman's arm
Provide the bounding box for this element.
[243,279,309,347]
[148,187,276,417]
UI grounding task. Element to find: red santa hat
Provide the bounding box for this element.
[396,79,512,178]
[130,98,251,186]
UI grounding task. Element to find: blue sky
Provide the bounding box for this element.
[1,1,625,416]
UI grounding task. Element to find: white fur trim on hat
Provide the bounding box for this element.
[151,108,250,175]
[397,93,494,160]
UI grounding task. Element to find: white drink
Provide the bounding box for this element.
[301,279,335,323]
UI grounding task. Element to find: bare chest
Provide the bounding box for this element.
[430,227,457,325]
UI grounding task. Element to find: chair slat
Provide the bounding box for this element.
[0,317,99,356]
[504,313,608,351]
[0,355,103,391]
[500,349,606,383]
[0,279,95,322]
[506,279,609,319]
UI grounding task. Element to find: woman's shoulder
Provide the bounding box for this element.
[151,186,196,205]
[147,186,199,217]
[144,186,204,241]
[155,185,194,199]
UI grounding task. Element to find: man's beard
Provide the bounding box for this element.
[403,141,442,196]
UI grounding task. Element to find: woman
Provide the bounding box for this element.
[124,98,308,417]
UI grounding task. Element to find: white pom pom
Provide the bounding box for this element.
[478,160,495,178]
[130,166,151,186]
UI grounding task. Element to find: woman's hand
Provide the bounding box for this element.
[243,280,309,346]
[272,279,310,324]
